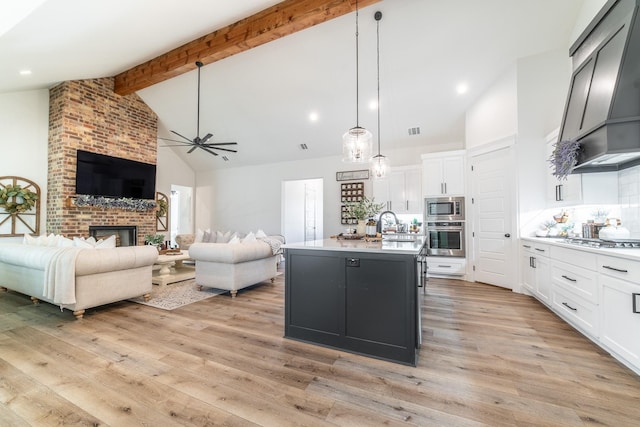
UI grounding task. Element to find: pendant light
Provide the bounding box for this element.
[370,11,389,179]
[342,0,372,163]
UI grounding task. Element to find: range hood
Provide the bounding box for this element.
[559,0,640,173]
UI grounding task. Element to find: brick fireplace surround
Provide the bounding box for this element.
[47,78,158,246]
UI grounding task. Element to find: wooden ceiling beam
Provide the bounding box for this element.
[113,0,381,95]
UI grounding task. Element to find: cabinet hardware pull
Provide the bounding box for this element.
[437,265,451,268]
[523,245,531,248]
[603,265,628,273]
[634,293,640,314]
[444,183,447,194]
[535,248,545,252]
[561,275,576,282]
[562,302,577,311]
[441,183,444,194]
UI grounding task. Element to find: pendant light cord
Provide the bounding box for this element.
[376,12,381,156]
[355,0,360,128]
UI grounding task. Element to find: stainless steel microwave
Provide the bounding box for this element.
[424,196,465,221]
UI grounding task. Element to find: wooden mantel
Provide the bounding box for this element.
[113,0,381,95]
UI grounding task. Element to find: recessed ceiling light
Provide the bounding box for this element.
[19,69,32,76]
[309,112,319,122]
[456,83,468,95]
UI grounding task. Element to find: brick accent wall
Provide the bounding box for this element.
[47,77,158,245]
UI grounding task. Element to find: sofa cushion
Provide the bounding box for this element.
[188,241,273,264]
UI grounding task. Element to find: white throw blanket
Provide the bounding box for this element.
[43,247,82,306]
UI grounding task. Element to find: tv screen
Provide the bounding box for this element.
[75,150,156,199]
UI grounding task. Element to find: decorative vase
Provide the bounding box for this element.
[356,219,366,236]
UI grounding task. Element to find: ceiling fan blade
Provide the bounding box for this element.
[171,130,195,143]
[200,146,219,156]
[208,146,238,153]
[200,133,213,144]
[187,145,198,154]
[159,137,195,145]
[202,142,238,146]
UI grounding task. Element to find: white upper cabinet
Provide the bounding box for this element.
[421,151,466,197]
[372,165,422,214]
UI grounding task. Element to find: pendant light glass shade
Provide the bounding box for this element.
[343,126,373,163]
[369,10,389,179]
[370,153,389,179]
[342,0,371,163]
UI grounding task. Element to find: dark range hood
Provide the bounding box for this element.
[559,0,640,173]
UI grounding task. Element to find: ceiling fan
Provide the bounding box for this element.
[159,61,238,157]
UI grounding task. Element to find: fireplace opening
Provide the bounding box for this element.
[89,226,137,247]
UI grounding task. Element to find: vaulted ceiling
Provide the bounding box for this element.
[1,0,587,170]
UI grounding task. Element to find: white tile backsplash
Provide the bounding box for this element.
[618,165,640,237]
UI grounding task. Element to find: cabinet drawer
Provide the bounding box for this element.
[551,260,598,304]
[598,254,640,283]
[521,241,549,255]
[427,258,465,276]
[552,285,599,338]
[550,246,597,270]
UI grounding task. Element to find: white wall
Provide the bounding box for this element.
[0,89,50,236]
[465,65,518,148]
[516,49,572,226]
[156,146,196,235]
[195,142,454,238]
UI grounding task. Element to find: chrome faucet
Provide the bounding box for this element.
[377,210,398,234]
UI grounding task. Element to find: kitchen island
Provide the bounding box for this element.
[283,237,425,366]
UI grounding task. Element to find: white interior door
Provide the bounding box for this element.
[470,143,515,289]
[282,178,323,244]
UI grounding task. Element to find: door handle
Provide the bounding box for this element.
[505,233,511,238]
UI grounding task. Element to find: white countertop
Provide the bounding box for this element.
[521,237,640,261]
[283,236,426,255]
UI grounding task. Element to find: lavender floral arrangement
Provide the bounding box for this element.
[548,139,580,180]
[75,194,157,211]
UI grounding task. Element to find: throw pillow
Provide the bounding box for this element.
[94,235,116,249]
[195,228,206,243]
[228,235,240,244]
[202,230,212,243]
[243,232,257,243]
[255,229,267,238]
[73,236,96,248]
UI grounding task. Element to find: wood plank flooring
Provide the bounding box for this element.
[1,270,640,426]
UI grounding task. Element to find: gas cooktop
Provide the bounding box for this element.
[563,238,640,248]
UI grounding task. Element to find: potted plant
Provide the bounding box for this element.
[344,196,385,235]
[144,233,165,251]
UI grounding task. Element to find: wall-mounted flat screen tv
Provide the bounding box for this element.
[75,150,156,200]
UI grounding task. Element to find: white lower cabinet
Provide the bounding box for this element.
[549,246,599,338]
[598,255,640,374]
[520,241,550,304]
[427,256,466,277]
[521,239,640,375]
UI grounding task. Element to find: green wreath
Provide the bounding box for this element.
[156,199,168,218]
[0,184,38,214]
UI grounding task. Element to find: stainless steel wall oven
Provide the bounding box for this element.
[426,221,465,257]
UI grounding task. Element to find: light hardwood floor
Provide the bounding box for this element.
[1,270,640,426]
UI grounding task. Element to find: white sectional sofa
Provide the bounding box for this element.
[0,243,158,319]
[181,231,284,298]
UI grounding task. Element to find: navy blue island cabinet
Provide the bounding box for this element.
[284,240,422,366]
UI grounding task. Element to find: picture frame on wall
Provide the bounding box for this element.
[336,170,369,181]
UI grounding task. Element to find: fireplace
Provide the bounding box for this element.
[89,226,137,247]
